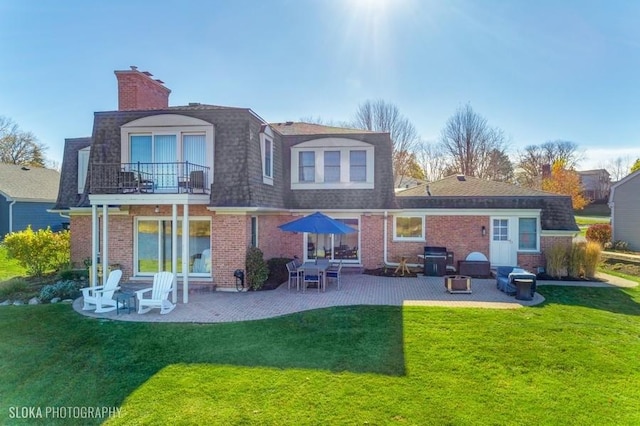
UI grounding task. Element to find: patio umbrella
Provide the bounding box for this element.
[278,212,356,258]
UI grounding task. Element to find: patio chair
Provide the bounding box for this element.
[118,171,138,193]
[286,261,300,291]
[192,249,211,273]
[136,271,176,315]
[326,260,343,290]
[189,170,205,193]
[81,269,122,313]
[302,266,322,293]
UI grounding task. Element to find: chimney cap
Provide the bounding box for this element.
[130,65,138,71]
[142,71,153,76]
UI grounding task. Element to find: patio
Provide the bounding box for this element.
[74,273,547,323]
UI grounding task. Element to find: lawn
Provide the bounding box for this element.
[0,244,26,281]
[1,283,640,425]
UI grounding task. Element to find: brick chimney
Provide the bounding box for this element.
[541,164,551,179]
[114,66,171,111]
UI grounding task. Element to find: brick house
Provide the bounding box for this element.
[52,67,578,301]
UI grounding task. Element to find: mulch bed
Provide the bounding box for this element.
[363,268,420,278]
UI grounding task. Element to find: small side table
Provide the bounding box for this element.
[115,291,137,314]
[444,275,472,294]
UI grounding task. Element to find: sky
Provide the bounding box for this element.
[1,0,639,171]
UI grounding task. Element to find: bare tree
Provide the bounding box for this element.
[416,141,447,182]
[603,156,633,182]
[0,116,47,167]
[516,140,582,189]
[352,100,420,185]
[439,104,509,179]
[298,116,353,128]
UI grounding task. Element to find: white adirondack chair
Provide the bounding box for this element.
[81,269,123,313]
[136,272,176,315]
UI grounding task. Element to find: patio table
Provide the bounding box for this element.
[297,262,329,291]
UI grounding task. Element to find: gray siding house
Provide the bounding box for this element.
[609,169,640,250]
[0,164,64,238]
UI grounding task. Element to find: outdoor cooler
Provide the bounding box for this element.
[423,246,448,276]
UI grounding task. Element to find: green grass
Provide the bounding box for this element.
[0,244,27,281]
[2,286,640,425]
[575,215,609,237]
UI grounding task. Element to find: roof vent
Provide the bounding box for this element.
[188,102,201,106]
[285,121,294,125]
[21,166,30,171]
[426,184,432,196]
[456,175,466,181]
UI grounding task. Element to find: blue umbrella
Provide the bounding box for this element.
[279,212,356,258]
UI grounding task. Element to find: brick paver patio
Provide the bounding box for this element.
[74,271,636,324]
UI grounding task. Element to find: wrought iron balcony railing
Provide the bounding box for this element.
[91,162,210,195]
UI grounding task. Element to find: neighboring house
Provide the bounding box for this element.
[609,169,640,251]
[0,163,65,238]
[578,169,610,202]
[52,67,578,300]
[394,175,426,192]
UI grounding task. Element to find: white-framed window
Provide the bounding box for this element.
[121,114,214,189]
[305,216,360,263]
[134,216,211,277]
[394,215,425,241]
[251,216,258,247]
[77,146,91,194]
[324,151,340,182]
[260,126,274,185]
[291,138,375,189]
[299,151,315,182]
[518,217,538,251]
[350,150,367,182]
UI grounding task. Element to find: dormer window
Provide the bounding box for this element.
[120,114,214,191]
[260,125,274,185]
[291,138,374,190]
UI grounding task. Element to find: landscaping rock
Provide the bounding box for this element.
[62,299,73,304]
[50,297,61,304]
[28,297,40,305]
[13,300,24,306]
[0,300,11,306]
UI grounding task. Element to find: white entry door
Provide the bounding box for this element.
[490,218,517,266]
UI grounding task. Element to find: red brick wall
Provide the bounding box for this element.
[361,215,384,269]
[212,214,248,288]
[115,70,170,111]
[386,215,490,267]
[258,215,304,260]
[70,216,91,268]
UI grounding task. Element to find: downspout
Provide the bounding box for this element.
[8,199,16,233]
[383,211,389,266]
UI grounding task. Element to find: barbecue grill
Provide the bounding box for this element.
[423,246,448,276]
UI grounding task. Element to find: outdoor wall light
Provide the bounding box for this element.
[154,205,160,214]
[481,226,487,236]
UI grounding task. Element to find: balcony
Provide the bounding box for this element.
[91,162,210,195]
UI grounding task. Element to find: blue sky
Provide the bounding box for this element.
[1,0,639,170]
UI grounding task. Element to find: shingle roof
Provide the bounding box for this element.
[397,175,560,197]
[0,163,61,201]
[396,175,578,232]
[271,122,377,136]
[54,137,92,210]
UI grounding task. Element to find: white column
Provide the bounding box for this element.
[182,203,189,303]
[171,204,178,304]
[102,204,109,286]
[91,204,98,287]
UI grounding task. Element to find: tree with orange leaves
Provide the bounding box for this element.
[542,160,589,210]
